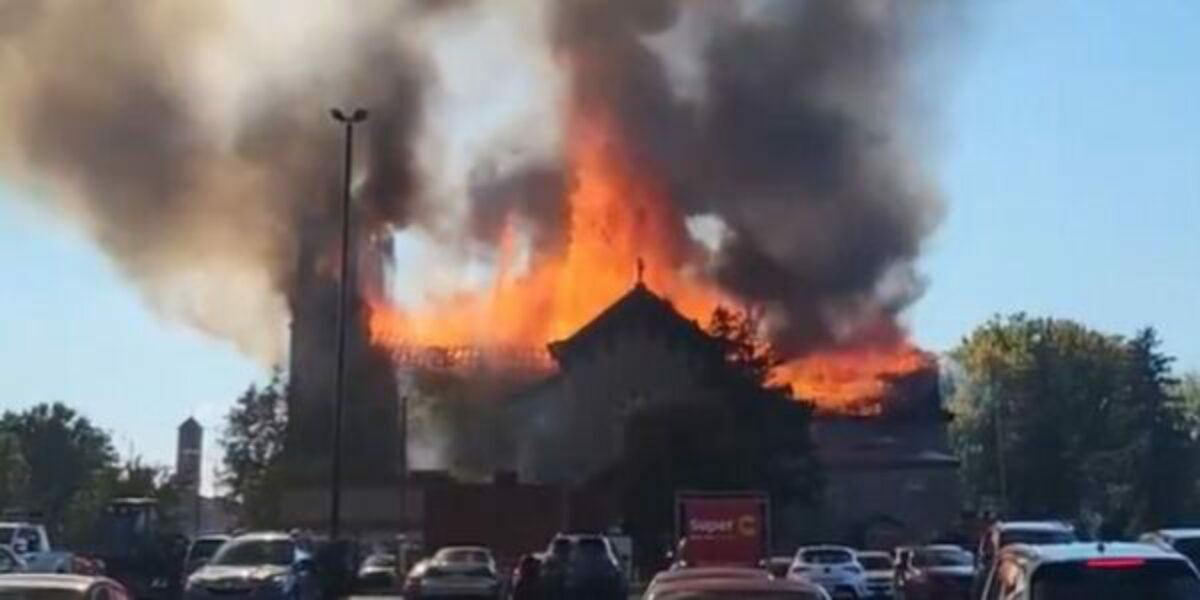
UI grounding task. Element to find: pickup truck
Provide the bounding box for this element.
[0,521,76,573]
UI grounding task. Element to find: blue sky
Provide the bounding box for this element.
[1,0,1198,484]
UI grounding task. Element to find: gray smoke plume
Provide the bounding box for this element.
[468,0,956,357]
[0,0,434,361]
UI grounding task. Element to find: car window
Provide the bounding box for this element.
[364,554,396,568]
[1000,529,1075,547]
[188,539,226,562]
[437,549,491,564]
[913,548,972,567]
[858,555,892,570]
[801,550,852,564]
[1030,559,1200,600]
[18,529,41,553]
[209,539,295,566]
[576,538,611,558]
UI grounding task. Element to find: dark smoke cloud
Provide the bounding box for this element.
[522,0,955,356]
[0,0,431,360]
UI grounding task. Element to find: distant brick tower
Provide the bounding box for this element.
[176,417,203,534]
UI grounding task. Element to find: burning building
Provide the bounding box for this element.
[487,280,960,547]
[0,0,966,541]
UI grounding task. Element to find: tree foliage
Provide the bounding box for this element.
[950,315,1197,534]
[219,370,288,528]
[0,403,180,544]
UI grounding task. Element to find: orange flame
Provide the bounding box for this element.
[368,95,931,412]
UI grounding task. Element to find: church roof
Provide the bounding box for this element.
[547,283,721,368]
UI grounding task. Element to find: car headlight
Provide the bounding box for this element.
[265,573,291,588]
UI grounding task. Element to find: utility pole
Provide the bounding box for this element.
[329,107,368,540]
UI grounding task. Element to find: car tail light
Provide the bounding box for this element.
[1086,558,1145,569]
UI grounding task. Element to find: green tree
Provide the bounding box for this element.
[0,432,29,506]
[0,403,117,537]
[1120,328,1194,530]
[220,371,288,528]
[950,315,1198,534]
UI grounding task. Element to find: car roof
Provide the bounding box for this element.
[798,545,855,553]
[0,522,39,528]
[229,531,293,542]
[437,546,490,552]
[654,567,770,583]
[1001,542,1184,565]
[995,521,1074,532]
[855,550,891,558]
[651,577,824,595]
[1152,529,1200,540]
[192,534,232,542]
[0,574,111,591]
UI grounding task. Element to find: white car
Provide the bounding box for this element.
[788,546,870,599]
[404,546,499,599]
[854,550,894,598]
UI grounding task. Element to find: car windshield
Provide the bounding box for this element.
[801,550,852,565]
[1031,559,1200,600]
[364,554,396,568]
[0,589,85,600]
[913,549,972,567]
[209,539,295,566]
[858,555,893,570]
[189,539,226,561]
[0,529,14,546]
[437,549,490,564]
[1001,529,1076,547]
[575,538,610,558]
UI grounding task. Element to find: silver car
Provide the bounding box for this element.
[0,574,130,600]
[184,532,317,600]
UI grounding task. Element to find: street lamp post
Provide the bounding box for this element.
[329,107,367,540]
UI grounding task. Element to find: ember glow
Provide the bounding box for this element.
[370,97,721,343]
[369,95,932,412]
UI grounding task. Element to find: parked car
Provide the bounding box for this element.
[403,546,499,599]
[0,574,131,600]
[647,566,770,597]
[854,550,894,598]
[356,553,398,590]
[788,546,869,599]
[540,534,625,600]
[893,545,973,600]
[0,546,28,574]
[183,532,318,600]
[645,576,830,600]
[973,520,1076,599]
[0,521,74,573]
[981,541,1200,599]
[509,554,542,600]
[183,535,230,575]
[1139,528,1200,568]
[765,556,794,578]
[976,521,1076,568]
